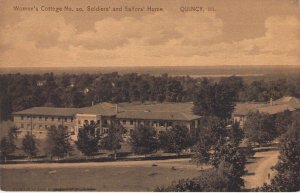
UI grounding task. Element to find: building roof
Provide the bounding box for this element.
[233,103,265,116]
[13,107,78,117]
[233,96,300,116]
[258,104,296,115]
[117,110,201,121]
[273,96,300,109]
[77,102,116,116]
[118,102,194,114]
[12,102,200,121]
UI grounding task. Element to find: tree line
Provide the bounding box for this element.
[1,72,300,121]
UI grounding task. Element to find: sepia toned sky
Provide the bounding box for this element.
[0,0,299,67]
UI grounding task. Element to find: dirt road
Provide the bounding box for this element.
[0,158,208,170]
[244,150,279,189]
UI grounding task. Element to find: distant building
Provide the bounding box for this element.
[12,102,202,140]
[233,96,300,128]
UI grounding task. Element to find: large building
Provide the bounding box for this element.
[13,102,202,140]
[233,96,300,128]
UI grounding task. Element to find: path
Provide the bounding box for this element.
[1,158,209,170]
[244,150,279,189]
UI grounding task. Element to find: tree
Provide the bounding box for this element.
[198,116,227,144]
[0,121,18,139]
[155,168,231,192]
[45,125,72,159]
[192,116,227,165]
[192,136,211,165]
[75,122,100,158]
[0,123,18,163]
[159,125,192,155]
[210,142,247,191]
[274,110,292,137]
[166,79,183,102]
[193,78,216,117]
[259,120,300,191]
[228,122,244,147]
[130,125,158,155]
[101,123,124,160]
[0,94,13,122]
[219,76,244,101]
[22,132,38,160]
[193,78,237,120]
[159,141,247,192]
[0,137,15,163]
[244,112,276,145]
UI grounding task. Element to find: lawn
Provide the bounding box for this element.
[1,160,203,191]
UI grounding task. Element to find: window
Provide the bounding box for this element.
[39,116,42,121]
[21,116,24,120]
[71,117,73,122]
[64,117,68,122]
[21,123,24,128]
[52,117,55,121]
[97,120,100,124]
[45,117,48,121]
[130,120,134,125]
[27,116,30,119]
[58,117,61,121]
[122,120,126,125]
[167,122,172,127]
[39,125,42,129]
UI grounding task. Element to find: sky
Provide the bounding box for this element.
[0,0,299,68]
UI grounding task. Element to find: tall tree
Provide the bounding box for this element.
[22,132,38,160]
[130,125,158,155]
[243,112,276,145]
[45,125,72,159]
[228,122,244,147]
[192,136,211,165]
[0,137,15,163]
[75,122,100,158]
[192,116,227,165]
[193,78,237,119]
[0,94,13,121]
[274,110,292,137]
[159,125,192,155]
[101,123,124,160]
[210,142,247,191]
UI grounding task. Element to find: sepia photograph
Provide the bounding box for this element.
[0,0,300,191]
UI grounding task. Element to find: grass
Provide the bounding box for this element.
[1,163,202,191]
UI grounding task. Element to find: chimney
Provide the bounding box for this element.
[115,103,119,114]
[270,98,273,106]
